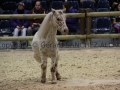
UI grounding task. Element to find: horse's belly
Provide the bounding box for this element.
[40,47,58,57]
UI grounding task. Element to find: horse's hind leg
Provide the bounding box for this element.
[40,55,47,83]
[51,56,57,84]
[56,55,61,80]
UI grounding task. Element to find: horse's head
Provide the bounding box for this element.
[51,9,69,35]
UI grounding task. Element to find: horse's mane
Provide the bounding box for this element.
[37,12,53,38]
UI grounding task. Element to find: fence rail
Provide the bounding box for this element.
[0,9,120,43]
[0,13,85,19]
[0,34,120,41]
[87,11,120,17]
[0,11,120,19]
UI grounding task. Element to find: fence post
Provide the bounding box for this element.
[80,8,86,44]
[86,8,92,47]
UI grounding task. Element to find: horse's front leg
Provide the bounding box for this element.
[56,55,61,80]
[40,54,47,83]
[51,56,57,84]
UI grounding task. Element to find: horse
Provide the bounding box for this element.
[31,9,69,84]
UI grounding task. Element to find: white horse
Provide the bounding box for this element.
[31,9,69,84]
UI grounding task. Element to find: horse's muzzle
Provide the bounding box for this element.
[63,27,69,35]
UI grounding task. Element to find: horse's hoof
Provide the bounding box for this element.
[56,74,61,80]
[51,80,57,84]
[57,77,61,80]
[41,80,46,83]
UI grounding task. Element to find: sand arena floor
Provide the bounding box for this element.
[0,48,120,90]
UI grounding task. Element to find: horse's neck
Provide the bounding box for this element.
[46,26,57,42]
[37,12,57,40]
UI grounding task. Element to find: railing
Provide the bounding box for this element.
[0,34,120,41]
[0,8,120,44]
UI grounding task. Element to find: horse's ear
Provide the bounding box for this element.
[51,8,56,14]
[62,8,66,13]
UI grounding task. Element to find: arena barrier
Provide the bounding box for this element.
[0,8,120,43]
[0,34,120,41]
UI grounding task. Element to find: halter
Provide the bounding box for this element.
[50,12,65,29]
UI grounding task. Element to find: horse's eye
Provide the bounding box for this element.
[57,18,60,21]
